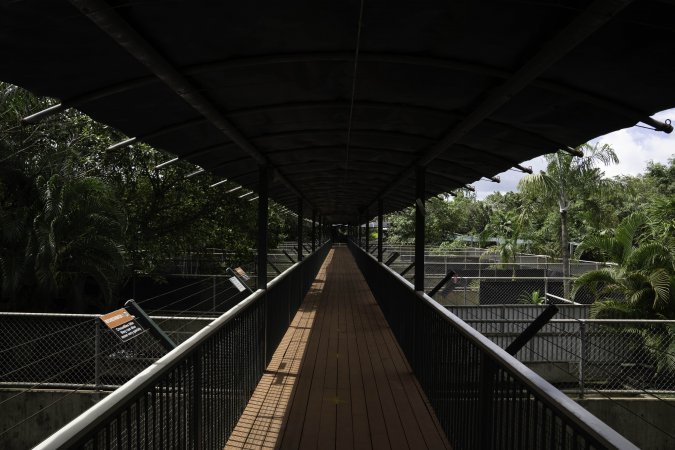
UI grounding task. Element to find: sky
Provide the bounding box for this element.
[472,108,675,199]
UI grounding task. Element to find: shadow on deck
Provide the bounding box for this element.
[225,247,450,450]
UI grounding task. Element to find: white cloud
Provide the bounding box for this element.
[473,108,675,199]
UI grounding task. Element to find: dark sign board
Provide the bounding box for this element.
[229,276,247,292]
[234,267,250,281]
[100,308,144,342]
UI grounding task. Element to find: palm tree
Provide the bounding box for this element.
[573,212,674,319]
[518,143,618,297]
[28,172,127,311]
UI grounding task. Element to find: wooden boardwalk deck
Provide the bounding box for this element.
[224,247,450,450]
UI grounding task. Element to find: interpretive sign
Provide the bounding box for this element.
[229,276,246,292]
[234,267,250,281]
[100,308,144,342]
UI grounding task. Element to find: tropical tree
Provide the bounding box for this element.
[573,212,675,319]
[518,143,618,297]
[479,208,526,268]
[0,164,127,311]
[31,172,127,311]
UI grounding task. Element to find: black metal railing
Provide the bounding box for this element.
[35,241,331,450]
[348,240,635,450]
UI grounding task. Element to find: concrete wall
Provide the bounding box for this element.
[575,397,675,450]
[0,389,107,450]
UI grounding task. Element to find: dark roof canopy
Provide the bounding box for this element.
[1,0,674,222]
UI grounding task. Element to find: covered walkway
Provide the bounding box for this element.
[225,247,450,450]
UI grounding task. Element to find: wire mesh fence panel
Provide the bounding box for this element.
[350,240,634,450]
[0,314,97,386]
[457,315,675,394]
[428,275,588,306]
[0,313,213,388]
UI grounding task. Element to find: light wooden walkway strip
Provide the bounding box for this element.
[224,247,450,450]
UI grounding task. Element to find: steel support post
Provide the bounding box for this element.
[365,211,370,251]
[312,210,316,252]
[258,165,269,289]
[357,217,362,247]
[378,199,384,262]
[415,166,426,292]
[297,199,304,261]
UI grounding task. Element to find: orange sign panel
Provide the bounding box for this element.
[100,308,134,329]
[100,308,144,341]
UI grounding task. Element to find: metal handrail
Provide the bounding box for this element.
[462,319,675,324]
[350,241,637,450]
[34,241,330,449]
[0,312,215,321]
[34,290,265,449]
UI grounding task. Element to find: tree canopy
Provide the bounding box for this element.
[0,83,293,312]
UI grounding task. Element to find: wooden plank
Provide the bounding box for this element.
[278,252,334,449]
[353,283,409,450]
[226,247,451,450]
[346,260,391,450]
[377,314,452,449]
[314,270,339,449]
[224,250,331,450]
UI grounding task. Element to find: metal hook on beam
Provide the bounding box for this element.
[185,168,204,178]
[644,117,672,134]
[564,146,584,157]
[154,157,179,170]
[22,103,66,125]
[515,164,533,174]
[209,179,228,188]
[107,137,137,151]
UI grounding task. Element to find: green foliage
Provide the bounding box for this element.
[0,83,292,311]
[518,290,545,305]
[386,190,488,244]
[574,213,675,319]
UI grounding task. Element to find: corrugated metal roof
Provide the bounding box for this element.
[1,0,673,222]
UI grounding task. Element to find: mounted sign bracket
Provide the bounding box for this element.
[124,299,176,350]
[100,307,144,343]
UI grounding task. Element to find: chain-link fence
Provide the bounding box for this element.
[427,275,590,305]
[0,313,213,389]
[124,274,254,315]
[449,307,675,395]
[377,243,603,274]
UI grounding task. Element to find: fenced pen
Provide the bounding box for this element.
[368,243,601,305]
[126,242,321,311]
[0,241,330,449]
[0,312,214,389]
[447,306,675,395]
[0,242,317,392]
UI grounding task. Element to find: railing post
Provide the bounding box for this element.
[365,210,370,252]
[297,198,304,261]
[357,216,362,248]
[312,209,316,253]
[415,165,425,292]
[258,165,269,290]
[94,319,101,390]
[212,275,216,312]
[378,199,383,262]
[579,321,586,399]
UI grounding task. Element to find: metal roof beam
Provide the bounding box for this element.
[68,0,309,206]
[23,51,670,133]
[370,0,634,209]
